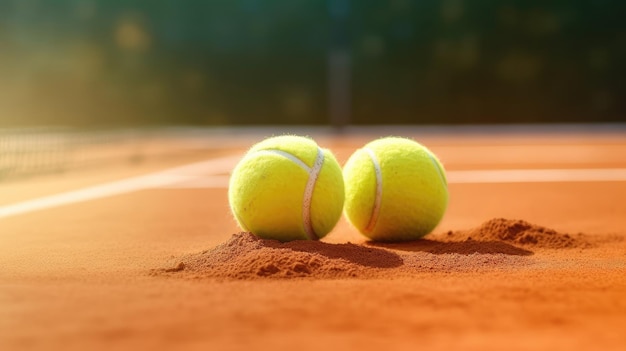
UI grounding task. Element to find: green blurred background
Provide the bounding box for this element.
[0,0,624,127]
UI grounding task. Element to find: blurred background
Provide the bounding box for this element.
[0,0,625,180]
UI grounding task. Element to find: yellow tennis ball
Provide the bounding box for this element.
[343,137,448,241]
[228,135,345,241]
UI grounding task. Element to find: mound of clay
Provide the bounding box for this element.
[159,232,403,279]
[444,218,590,249]
[156,229,536,280]
[154,219,597,280]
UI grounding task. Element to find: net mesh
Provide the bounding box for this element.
[0,128,143,181]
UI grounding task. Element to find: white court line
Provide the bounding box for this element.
[166,168,626,189]
[2,156,626,219]
[447,168,626,184]
[160,175,231,189]
[0,155,241,220]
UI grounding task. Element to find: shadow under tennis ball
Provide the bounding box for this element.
[369,239,534,256]
[265,240,404,269]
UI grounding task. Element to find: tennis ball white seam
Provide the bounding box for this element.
[426,152,447,188]
[248,148,324,240]
[252,150,311,172]
[302,148,325,240]
[364,147,382,233]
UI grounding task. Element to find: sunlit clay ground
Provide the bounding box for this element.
[1,127,625,351]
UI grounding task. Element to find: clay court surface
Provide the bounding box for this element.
[1,126,625,351]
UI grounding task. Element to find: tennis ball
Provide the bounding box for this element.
[228,135,345,242]
[343,137,448,242]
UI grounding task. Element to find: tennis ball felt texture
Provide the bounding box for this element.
[343,137,448,242]
[228,135,345,242]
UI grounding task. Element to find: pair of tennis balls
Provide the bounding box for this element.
[228,135,448,242]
